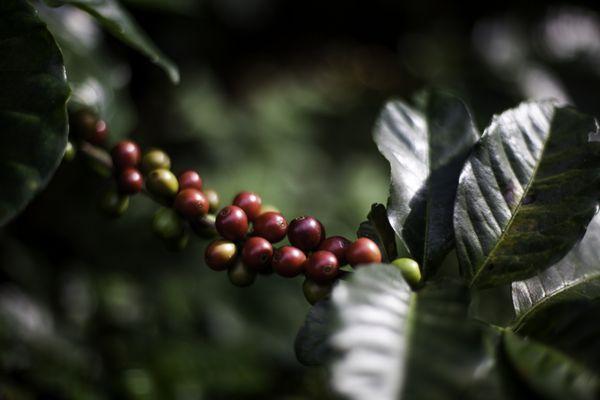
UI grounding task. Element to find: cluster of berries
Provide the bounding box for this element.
[205,195,382,304]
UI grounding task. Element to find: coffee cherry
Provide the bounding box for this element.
[146,168,179,199]
[117,167,143,194]
[71,108,107,145]
[288,216,325,251]
[319,236,351,265]
[204,189,220,213]
[216,205,249,241]
[252,211,288,243]
[303,278,332,305]
[98,189,129,217]
[205,239,237,271]
[346,238,382,266]
[152,207,184,240]
[63,141,76,162]
[305,251,339,283]
[141,148,171,173]
[260,204,279,215]
[233,191,262,221]
[164,230,190,252]
[91,120,109,146]
[178,170,203,191]
[272,246,306,278]
[190,214,217,238]
[174,189,209,220]
[228,259,256,287]
[111,140,141,170]
[392,258,421,286]
[241,237,273,271]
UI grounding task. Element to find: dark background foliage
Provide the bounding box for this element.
[3,0,600,398]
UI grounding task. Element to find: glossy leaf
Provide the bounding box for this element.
[454,101,600,288]
[502,332,599,400]
[0,0,70,226]
[294,299,332,366]
[330,264,501,400]
[356,203,398,262]
[45,0,179,83]
[374,91,479,279]
[512,213,600,369]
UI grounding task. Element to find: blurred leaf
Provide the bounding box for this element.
[0,0,69,226]
[45,0,179,83]
[330,264,502,400]
[294,300,332,366]
[454,101,600,288]
[375,90,478,279]
[502,332,599,400]
[356,203,398,262]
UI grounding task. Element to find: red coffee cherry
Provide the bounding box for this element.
[178,170,203,191]
[111,140,141,170]
[215,205,249,241]
[252,211,288,243]
[242,236,273,271]
[272,246,307,278]
[174,189,209,220]
[91,119,109,146]
[319,236,351,265]
[305,251,339,283]
[288,216,325,251]
[346,237,382,266]
[205,239,237,271]
[117,167,143,194]
[233,191,262,221]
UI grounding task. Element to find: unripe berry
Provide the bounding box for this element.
[305,251,339,283]
[164,230,189,252]
[146,168,179,199]
[303,279,332,305]
[117,167,143,194]
[216,205,249,241]
[190,214,217,238]
[178,170,203,191]
[111,140,141,170]
[228,260,256,287]
[205,239,237,271]
[141,148,171,173]
[174,189,209,220]
[346,238,382,266]
[152,208,184,240]
[260,204,279,215]
[63,141,76,162]
[288,216,325,251]
[392,258,421,286]
[241,237,273,271]
[233,191,262,221]
[319,236,351,265]
[253,212,288,243]
[204,189,220,213]
[272,246,306,278]
[98,189,129,217]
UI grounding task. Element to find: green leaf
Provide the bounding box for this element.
[294,300,332,366]
[502,332,599,400]
[356,203,398,262]
[511,213,600,370]
[330,264,502,400]
[45,0,179,83]
[374,90,479,279]
[454,101,600,288]
[0,0,70,226]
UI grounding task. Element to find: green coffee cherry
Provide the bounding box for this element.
[190,214,218,238]
[152,207,184,240]
[392,258,421,286]
[302,278,332,305]
[146,169,179,199]
[228,260,256,287]
[63,141,76,162]
[203,189,220,213]
[141,148,171,173]
[164,230,190,252]
[98,189,129,218]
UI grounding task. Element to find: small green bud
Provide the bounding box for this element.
[98,189,129,218]
[146,168,179,199]
[228,260,256,287]
[141,148,171,174]
[392,258,421,286]
[302,278,332,305]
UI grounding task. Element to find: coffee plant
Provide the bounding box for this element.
[3,0,600,399]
